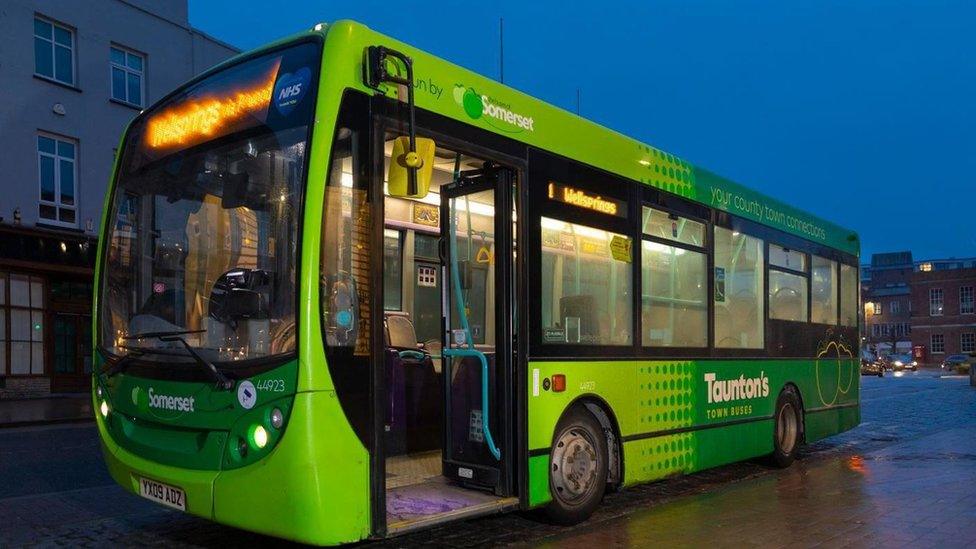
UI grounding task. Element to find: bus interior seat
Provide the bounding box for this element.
[384,313,442,454]
[559,295,598,342]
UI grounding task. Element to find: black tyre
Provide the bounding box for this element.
[545,407,608,525]
[877,369,884,378]
[768,388,802,468]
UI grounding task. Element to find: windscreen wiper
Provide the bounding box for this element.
[99,329,204,379]
[157,335,234,391]
[114,329,234,390]
[100,348,145,378]
[123,328,207,340]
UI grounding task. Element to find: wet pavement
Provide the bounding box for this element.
[1,369,974,547]
[0,395,92,427]
[533,425,976,548]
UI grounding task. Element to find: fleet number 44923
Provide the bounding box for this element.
[256,379,285,392]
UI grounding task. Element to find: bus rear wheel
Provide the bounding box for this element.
[768,388,802,468]
[545,407,608,525]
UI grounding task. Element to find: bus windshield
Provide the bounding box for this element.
[99,41,320,366]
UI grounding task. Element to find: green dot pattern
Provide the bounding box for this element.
[638,432,695,478]
[637,361,695,431]
[637,145,697,200]
[636,361,697,479]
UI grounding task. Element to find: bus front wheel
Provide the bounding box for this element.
[768,388,802,468]
[545,407,608,525]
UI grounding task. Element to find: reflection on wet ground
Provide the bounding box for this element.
[529,371,976,548]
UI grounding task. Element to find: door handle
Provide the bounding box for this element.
[438,236,447,263]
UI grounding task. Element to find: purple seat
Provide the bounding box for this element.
[384,314,441,455]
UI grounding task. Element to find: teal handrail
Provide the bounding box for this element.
[443,195,501,461]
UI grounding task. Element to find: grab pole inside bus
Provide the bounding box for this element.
[442,183,502,461]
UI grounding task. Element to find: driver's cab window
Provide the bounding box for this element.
[321,126,371,356]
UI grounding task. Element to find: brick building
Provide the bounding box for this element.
[910,266,976,364]
[861,251,913,354]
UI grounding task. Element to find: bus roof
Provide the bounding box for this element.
[206,21,860,256]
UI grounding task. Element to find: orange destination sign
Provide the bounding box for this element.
[144,61,281,150]
[547,182,626,218]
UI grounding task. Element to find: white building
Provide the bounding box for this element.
[0,0,237,396]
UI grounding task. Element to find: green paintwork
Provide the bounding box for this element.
[94,358,297,470]
[526,344,859,506]
[92,25,373,545]
[92,19,862,546]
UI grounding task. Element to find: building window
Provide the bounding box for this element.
[110,46,145,107]
[714,228,764,348]
[961,286,974,315]
[37,134,78,227]
[871,302,882,316]
[931,333,945,354]
[34,16,74,85]
[919,262,932,272]
[871,324,880,338]
[0,273,46,375]
[961,333,975,354]
[929,288,944,316]
[890,300,900,314]
[540,217,632,346]
[640,207,707,348]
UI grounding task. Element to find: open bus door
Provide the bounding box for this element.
[440,164,516,495]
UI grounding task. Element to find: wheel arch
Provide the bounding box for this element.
[554,394,623,488]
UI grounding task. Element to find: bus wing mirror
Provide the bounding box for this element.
[387,136,435,198]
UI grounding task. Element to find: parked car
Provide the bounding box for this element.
[941,354,970,372]
[860,350,884,377]
[889,353,918,372]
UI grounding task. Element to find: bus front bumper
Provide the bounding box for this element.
[96,390,371,545]
[97,410,218,520]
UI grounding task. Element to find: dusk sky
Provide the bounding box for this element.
[189,0,975,261]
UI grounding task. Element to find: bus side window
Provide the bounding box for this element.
[714,227,764,349]
[768,244,809,323]
[640,206,707,348]
[539,217,633,346]
[839,263,858,327]
[811,255,838,325]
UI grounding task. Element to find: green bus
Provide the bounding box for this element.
[93,20,860,545]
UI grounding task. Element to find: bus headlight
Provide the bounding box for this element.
[100,400,110,418]
[270,408,283,429]
[250,425,268,449]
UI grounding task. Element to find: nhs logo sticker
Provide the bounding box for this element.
[273,67,311,116]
